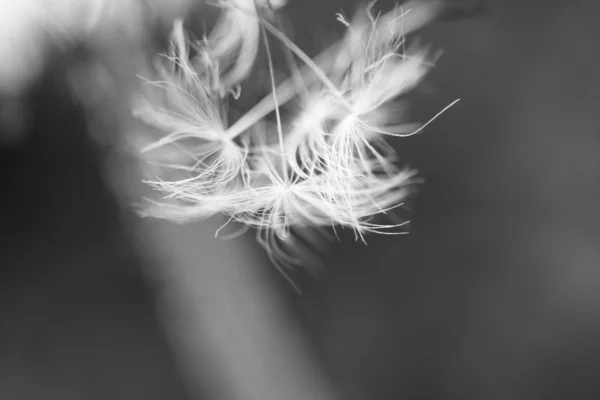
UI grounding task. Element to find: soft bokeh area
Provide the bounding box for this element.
[2,0,600,399]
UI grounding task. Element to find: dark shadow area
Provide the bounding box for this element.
[0,54,193,399]
[293,1,600,399]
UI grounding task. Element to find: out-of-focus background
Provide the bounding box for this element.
[2,0,600,399]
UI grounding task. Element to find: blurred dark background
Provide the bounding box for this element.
[2,0,600,399]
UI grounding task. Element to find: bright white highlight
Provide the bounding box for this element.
[0,0,195,94]
[133,1,457,269]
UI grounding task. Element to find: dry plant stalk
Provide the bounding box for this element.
[133,0,456,269]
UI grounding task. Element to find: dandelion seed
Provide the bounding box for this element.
[207,0,288,92]
[133,18,249,220]
[207,0,261,91]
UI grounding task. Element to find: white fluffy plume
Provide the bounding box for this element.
[132,1,454,269]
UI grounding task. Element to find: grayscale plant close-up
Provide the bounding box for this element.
[132,0,455,270]
[6,1,600,400]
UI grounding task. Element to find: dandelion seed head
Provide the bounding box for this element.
[132,1,448,271]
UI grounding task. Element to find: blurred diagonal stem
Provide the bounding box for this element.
[145,218,339,400]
